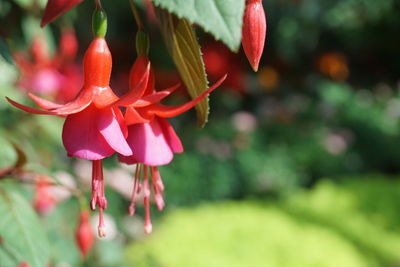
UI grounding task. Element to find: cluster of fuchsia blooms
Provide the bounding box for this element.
[7,0,266,246]
[7,4,226,238]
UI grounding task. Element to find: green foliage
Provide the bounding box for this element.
[152,0,245,51]
[0,183,50,267]
[126,177,400,266]
[125,202,369,267]
[284,176,400,265]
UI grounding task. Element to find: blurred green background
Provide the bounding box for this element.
[1,0,400,266]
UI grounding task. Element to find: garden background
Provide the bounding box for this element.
[0,0,400,266]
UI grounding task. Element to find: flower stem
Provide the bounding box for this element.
[94,0,103,9]
[129,0,144,30]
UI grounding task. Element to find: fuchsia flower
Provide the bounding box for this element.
[8,8,226,235]
[7,36,133,237]
[117,56,226,233]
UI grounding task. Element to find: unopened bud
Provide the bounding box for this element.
[242,0,266,72]
[75,210,94,258]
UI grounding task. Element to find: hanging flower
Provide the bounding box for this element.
[7,11,135,236]
[116,55,226,233]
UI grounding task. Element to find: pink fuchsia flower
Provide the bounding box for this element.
[117,56,226,233]
[7,37,138,237]
[13,29,82,102]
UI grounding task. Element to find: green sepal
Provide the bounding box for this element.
[92,9,108,38]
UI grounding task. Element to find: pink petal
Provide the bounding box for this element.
[157,117,183,153]
[96,107,133,156]
[119,119,174,166]
[113,107,128,138]
[62,105,115,160]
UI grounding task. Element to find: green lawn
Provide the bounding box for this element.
[126,176,400,267]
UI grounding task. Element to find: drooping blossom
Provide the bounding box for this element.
[7,28,134,237]
[76,209,94,258]
[242,0,267,72]
[117,56,226,233]
[13,29,82,102]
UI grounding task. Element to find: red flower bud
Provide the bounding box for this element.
[242,0,266,72]
[76,210,94,258]
[18,262,30,267]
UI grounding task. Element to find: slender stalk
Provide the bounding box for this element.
[129,0,144,30]
[94,0,103,9]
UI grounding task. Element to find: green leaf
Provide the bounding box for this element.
[0,184,50,267]
[156,8,210,127]
[152,0,245,51]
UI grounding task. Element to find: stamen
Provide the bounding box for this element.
[143,165,152,234]
[91,160,108,237]
[90,161,99,210]
[98,208,106,237]
[129,164,141,216]
[151,166,165,211]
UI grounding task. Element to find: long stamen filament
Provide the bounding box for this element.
[91,160,107,237]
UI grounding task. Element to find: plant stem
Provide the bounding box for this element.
[94,0,103,9]
[129,0,144,30]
